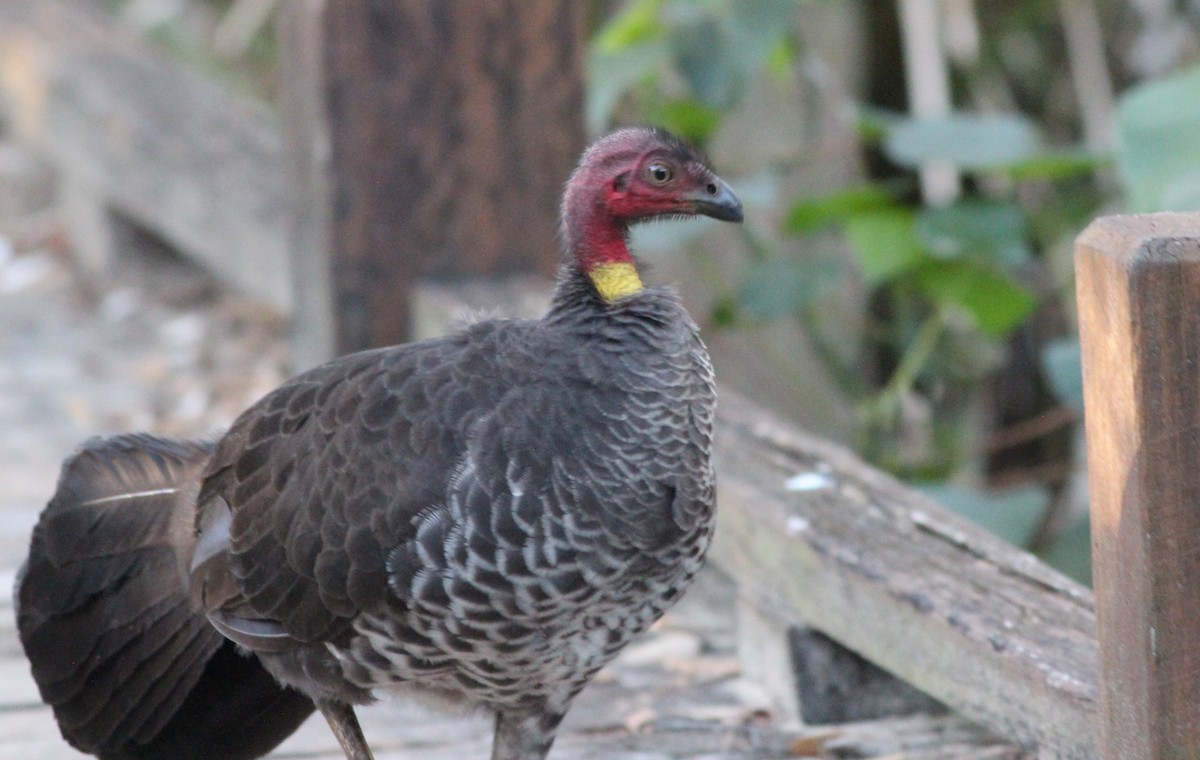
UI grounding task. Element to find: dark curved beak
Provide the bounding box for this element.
[687,177,744,223]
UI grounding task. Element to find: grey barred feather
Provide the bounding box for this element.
[192,279,716,718]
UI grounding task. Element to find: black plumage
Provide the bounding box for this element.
[16,127,743,760]
[16,435,315,760]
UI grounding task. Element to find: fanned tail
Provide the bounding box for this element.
[15,433,314,760]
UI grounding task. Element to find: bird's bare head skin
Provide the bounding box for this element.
[561,127,744,302]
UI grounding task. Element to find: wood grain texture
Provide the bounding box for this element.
[1076,213,1200,759]
[711,392,1097,759]
[281,0,584,359]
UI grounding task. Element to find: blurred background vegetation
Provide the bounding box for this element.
[104,0,1200,586]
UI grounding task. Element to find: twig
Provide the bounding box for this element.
[942,0,981,65]
[1057,0,1115,154]
[986,405,1077,453]
[859,309,946,427]
[898,0,960,206]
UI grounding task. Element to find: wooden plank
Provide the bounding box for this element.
[278,0,584,365]
[1075,213,1200,759]
[0,0,290,310]
[710,392,1097,758]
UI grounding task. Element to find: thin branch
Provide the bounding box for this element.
[1057,0,1116,154]
[986,405,1078,453]
[898,0,960,206]
[860,309,946,427]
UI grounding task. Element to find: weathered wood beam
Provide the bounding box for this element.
[1076,213,1200,759]
[278,0,584,367]
[711,392,1097,758]
[0,0,290,310]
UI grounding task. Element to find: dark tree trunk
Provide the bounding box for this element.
[280,0,584,366]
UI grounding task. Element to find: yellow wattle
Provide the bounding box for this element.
[589,262,644,302]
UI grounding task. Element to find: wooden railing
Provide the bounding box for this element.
[5,2,1200,758]
[1077,214,1200,757]
[713,392,1096,757]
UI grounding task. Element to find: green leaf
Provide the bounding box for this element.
[918,483,1050,548]
[586,40,672,134]
[727,0,797,73]
[916,201,1032,266]
[914,259,1036,337]
[735,256,826,320]
[765,36,798,81]
[885,113,1043,170]
[855,106,903,144]
[670,16,741,109]
[783,185,897,235]
[1160,165,1200,210]
[842,209,925,287]
[653,98,722,145]
[593,0,666,54]
[710,296,738,327]
[1117,63,1200,212]
[1040,337,1083,410]
[1003,149,1108,180]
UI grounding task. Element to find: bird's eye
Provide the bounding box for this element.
[647,162,673,185]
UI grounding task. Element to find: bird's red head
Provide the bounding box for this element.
[562,127,743,302]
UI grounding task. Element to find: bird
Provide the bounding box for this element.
[15,126,744,760]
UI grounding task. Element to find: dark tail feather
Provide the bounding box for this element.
[16,434,315,760]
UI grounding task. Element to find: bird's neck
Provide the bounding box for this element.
[565,197,644,303]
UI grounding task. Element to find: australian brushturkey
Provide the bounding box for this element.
[15,127,743,760]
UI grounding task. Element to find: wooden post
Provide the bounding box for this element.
[278,0,584,368]
[1076,213,1200,758]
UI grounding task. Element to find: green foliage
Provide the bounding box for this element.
[109,0,278,102]
[588,38,674,135]
[916,201,1031,266]
[842,209,925,286]
[914,260,1035,337]
[1041,337,1083,410]
[585,0,1148,583]
[783,185,897,234]
[735,256,829,320]
[1117,63,1200,212]
[1003,150,1108,181]
[785,189,1038,345]
[587,0,797,138]
[653,99,723,145]
[884,113,1043,170]
[593,0,666,53]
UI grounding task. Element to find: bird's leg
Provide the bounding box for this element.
[316,699,375,760]
[491,708,565,760]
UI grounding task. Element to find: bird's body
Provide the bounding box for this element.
[196,271,717,728]
[16,127,742,760]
